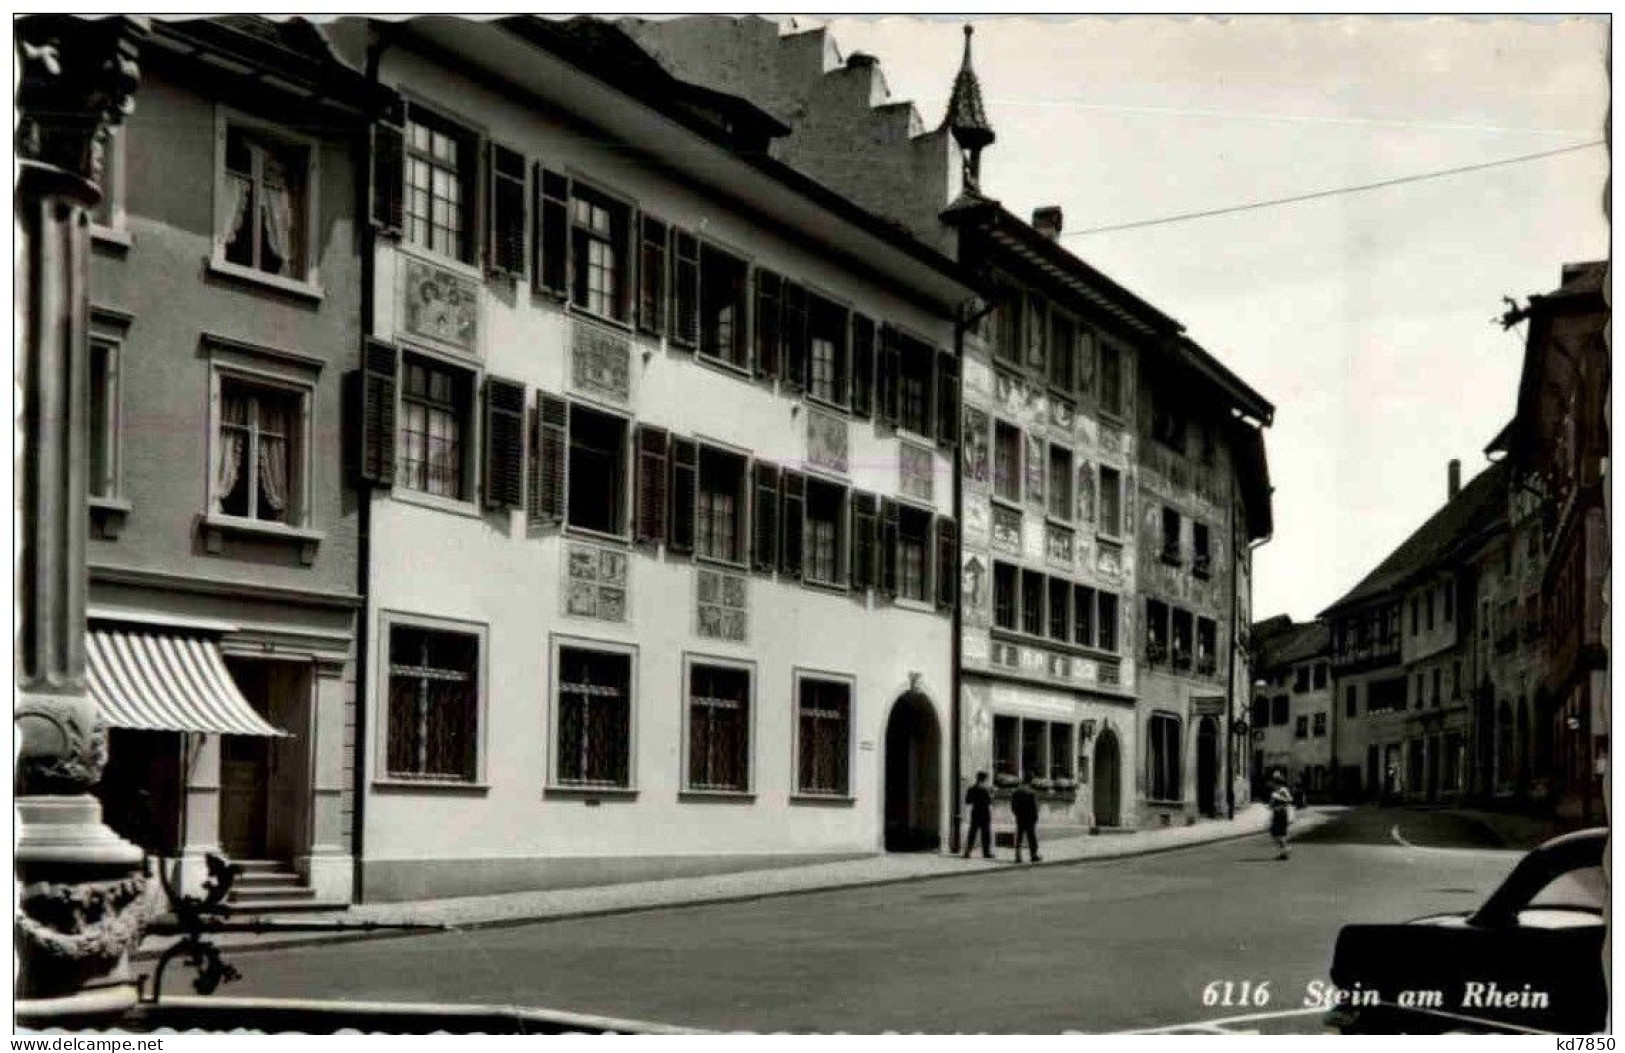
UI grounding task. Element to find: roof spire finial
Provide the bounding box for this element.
[942,21,995,192]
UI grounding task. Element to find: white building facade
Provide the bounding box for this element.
[346,18,977,900]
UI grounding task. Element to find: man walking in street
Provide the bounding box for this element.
[1011,773,1041,863]
[962,771,994,859]
[1269,771,1294,860]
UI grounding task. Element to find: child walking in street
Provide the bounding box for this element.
[1269,772,1293,860]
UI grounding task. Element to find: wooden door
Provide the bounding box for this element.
[219,733,269,858]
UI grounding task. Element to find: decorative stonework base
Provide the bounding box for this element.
[15,795,153,1018]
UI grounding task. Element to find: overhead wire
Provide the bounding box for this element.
[1064,139,1606,237]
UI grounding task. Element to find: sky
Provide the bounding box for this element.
[806,14,1610,624]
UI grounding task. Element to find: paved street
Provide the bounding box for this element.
[224,807,1527,1033]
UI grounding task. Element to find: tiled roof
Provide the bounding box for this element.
[1321,459,1509,616]
[1252,620,1330,670]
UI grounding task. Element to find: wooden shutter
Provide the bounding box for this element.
[936,348,959,448]
[534,166,569,297]
[670,230,700,350]
[751,461,780,572]
[935,517,958,611]
[753,269,782,380]
[533,393,568,524]
[851,491,877,589]
[369,98,405,235]
[487,143,527,278]
[348,337,398,486]
[782,281,808,391]
[632,424,669,545]
[638,215,668,336]
[850,314,875,419]
[878,498,899,597]
[481,376,527,509]
[779,470,806,579]
[876,326,900,427]
[668,436,697,553]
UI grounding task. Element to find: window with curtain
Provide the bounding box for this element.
[216,378,300,523]
[387,624,480,782]
[399,355,471,500]
[555,646,633,788]
[88,339,118,500]
[804,480,846,587]
[697,447,746,564]
[222,125,307,278]
[570,189,630,321]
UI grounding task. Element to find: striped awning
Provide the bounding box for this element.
[86,627,285,736]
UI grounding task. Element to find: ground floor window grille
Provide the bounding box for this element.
[387,625,479,781]
[556,647,632,787]
[688,663,750,792]
[797,677,850,795]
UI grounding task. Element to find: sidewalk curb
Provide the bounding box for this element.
[138,811,1329,962]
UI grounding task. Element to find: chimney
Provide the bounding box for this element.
[1032,206,1063,239]
[1448,459,1461,501]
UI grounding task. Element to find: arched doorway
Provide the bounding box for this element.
[883,692,940,852]
[1196,717,1219,817]
[1093,729,1121,827]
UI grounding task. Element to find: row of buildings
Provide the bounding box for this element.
[45,14,1275,908]
[1249,260,1608,826]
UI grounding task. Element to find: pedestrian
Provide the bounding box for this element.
[1269,772,1293,860]
[962,771,995,859]
[1011,772,1041,863]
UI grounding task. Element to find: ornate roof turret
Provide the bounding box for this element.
[943,24,994,150]
[941,24,994,191]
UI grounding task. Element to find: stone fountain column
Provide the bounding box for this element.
[15,15,152,1025]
